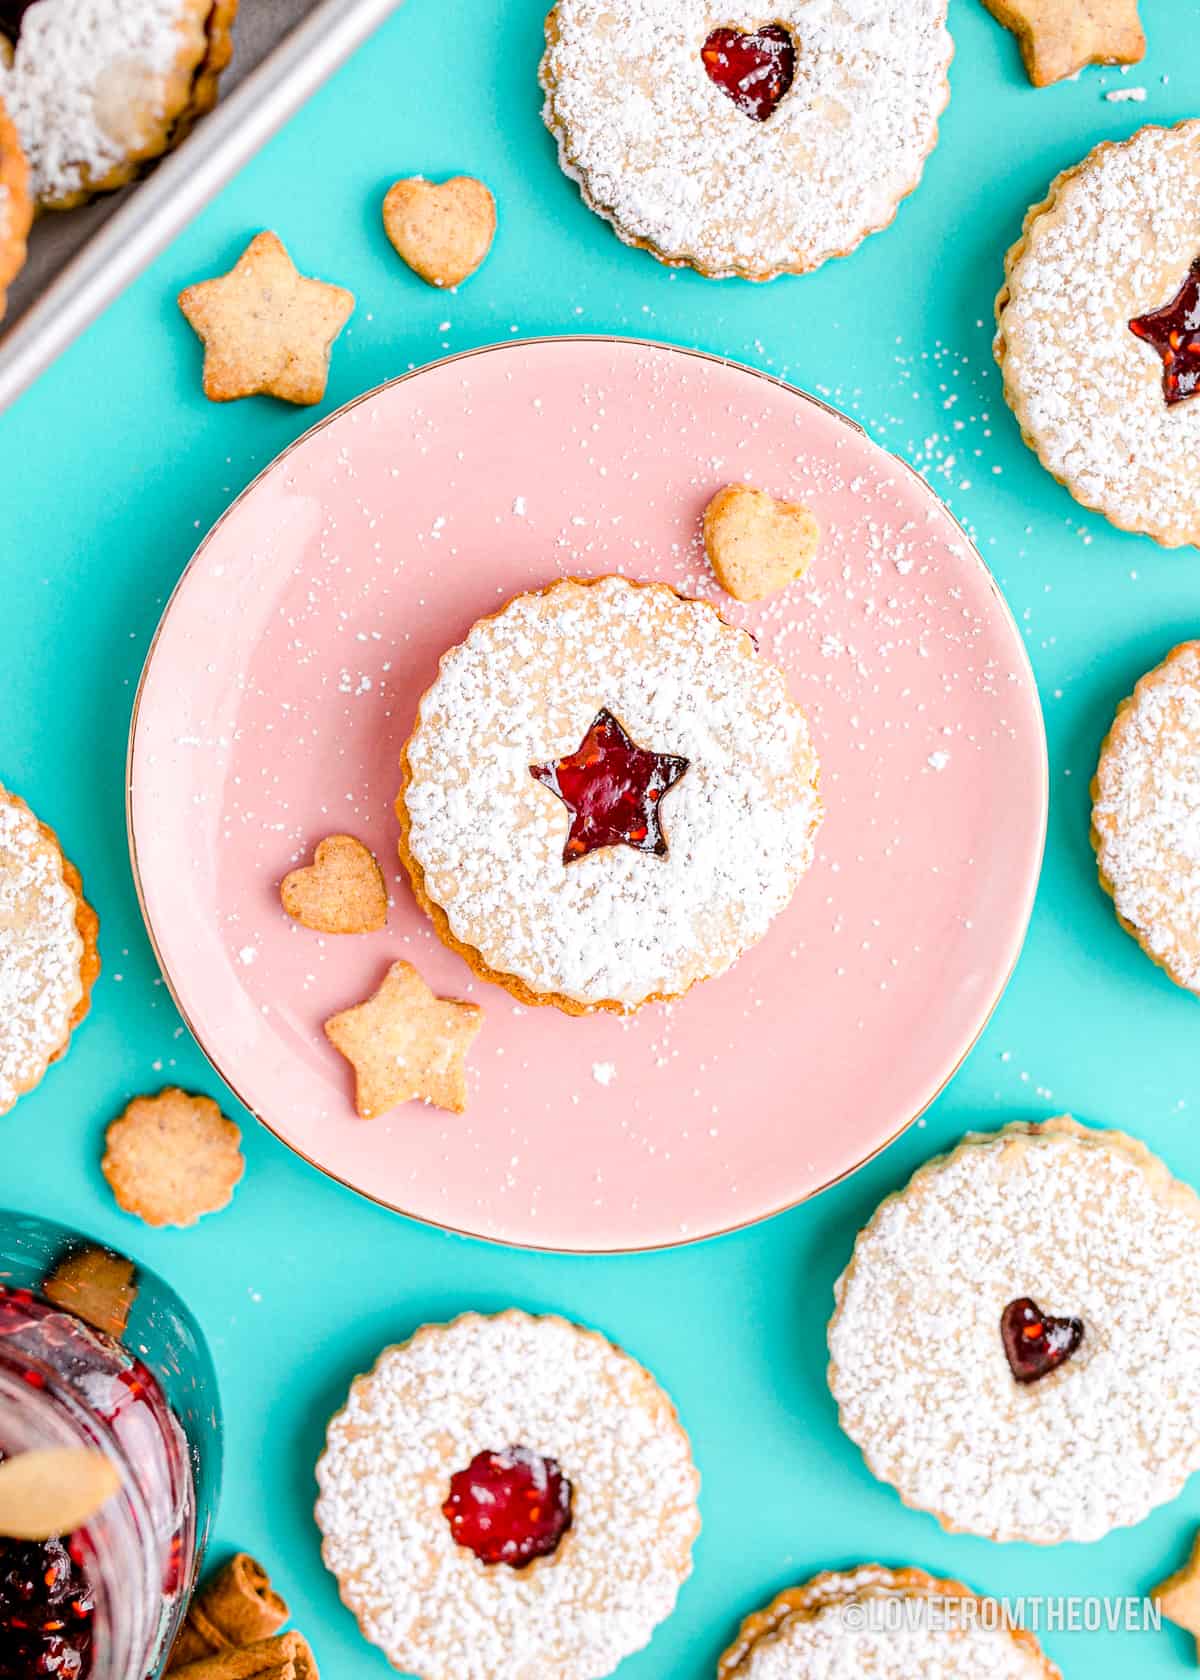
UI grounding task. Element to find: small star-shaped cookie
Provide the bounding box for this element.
[1156,1530,1200,1657]
[178,231,355,405]
[979,0,1145,87]
[324,960,483,1118]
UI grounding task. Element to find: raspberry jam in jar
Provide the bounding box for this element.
[0,1215,221,1680]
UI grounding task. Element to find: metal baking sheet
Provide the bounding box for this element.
[0,0,400,411]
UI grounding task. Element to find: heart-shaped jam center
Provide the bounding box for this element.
[443,1446,572,1568]
[1129,256,1200,407]
[1001,1297,1084,1385]
[701,24,796,122]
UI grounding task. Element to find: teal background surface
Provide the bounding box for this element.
[2,1,1198,1672]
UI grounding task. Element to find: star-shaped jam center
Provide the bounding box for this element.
[530,709,689,864]
[1129,257,1200,406]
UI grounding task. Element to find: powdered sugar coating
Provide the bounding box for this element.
[314,1312,700,1680]
[828,1118,1200,1544]
[400,576,822,1010]
[0,789,84,1113]
[540,0,952,279]
[728,1577,1050,1678]
[0,0,209,206]
[1092,641,1200,991]
[995,122,1200,548]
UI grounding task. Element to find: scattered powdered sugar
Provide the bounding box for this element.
[314,1313,700,1680]
[541,0,952,278]
[402,577,822,1008]
[996,122,1200,547]
[829,1119,1200,1543]
[1092,642,1200,990]
[927,750,950,770]
[1105,86,1147,102]
[0,0,203,205]
[0,792,84,1112]
[591,1060,617,1086]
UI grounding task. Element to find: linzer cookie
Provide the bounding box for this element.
[539,0,953,280]
[996,122,1200,548]
[397,576,822,1015]
[0,92,29,319]
[828,1117,1200,1544]
[719,1566,1061,1679]
[1092,642,1200,992]
[980,0,1144,87]
[0,0,239,209]
[315,1310,700,1680]
[0,785,98,1113]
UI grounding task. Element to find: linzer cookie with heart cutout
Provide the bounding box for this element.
[828,1116,1200,1544]
[539,0,953,279]
[996,121,1200,548]
[396,575,822,1015]
[0,0,239,209]
[315,1310,700,1680]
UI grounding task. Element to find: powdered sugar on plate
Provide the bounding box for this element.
[541,0,953,278]
[829,1118,1200,1543]
[315,1311,699,1680]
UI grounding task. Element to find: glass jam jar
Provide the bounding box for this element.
[0,1212,221,1680]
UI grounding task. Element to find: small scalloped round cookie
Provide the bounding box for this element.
[828,1117,1200,1544]
[540,0,953,281]
[0,786,99,1114]
[995,122,1200,548]
[397,575,822,1014]
[314,1310,700,1680]
[0,0,238,209]
[0,91,30,320]
[1092,641,1200,992]
[719,1566,1061,1679]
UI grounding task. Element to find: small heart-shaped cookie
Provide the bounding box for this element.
[382,175,496,289]
[702,484,819,603]
[281,835,387,935]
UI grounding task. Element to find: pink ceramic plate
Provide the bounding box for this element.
[129,338,1046,1252]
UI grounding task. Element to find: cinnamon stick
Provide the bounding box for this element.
[168,1632,316,1680]
[168,1555,289,1668]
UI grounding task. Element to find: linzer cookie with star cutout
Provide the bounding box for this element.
[539,0,953,280]
[397,575,822,1014]
[0,0,238,209]
[996,121,1200,548]
[828,1117,1200,1544]
[1092,641,1200,994]
[315,1310,700,1680]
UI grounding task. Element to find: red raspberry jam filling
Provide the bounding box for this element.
[530,708,689,864]
[0,1509,95,1679]
[1129,257,1200,406]
[443,1447,573,1568]
[1001,1297,1084,1385]
[701,24,796,122]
